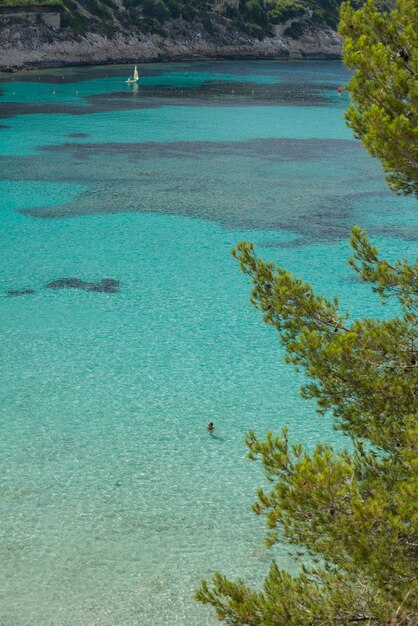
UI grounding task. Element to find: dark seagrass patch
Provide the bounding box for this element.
[5,288,36,297]
[45,278,120,293]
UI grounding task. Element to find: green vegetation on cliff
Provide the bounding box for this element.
[0,0,63,8]
[0,0,352,39]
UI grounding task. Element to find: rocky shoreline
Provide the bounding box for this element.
[0,19,342,70]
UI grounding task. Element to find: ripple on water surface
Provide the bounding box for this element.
[0,60,417,626]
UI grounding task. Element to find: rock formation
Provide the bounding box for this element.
[0,12,341,70]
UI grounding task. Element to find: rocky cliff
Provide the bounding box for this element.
[0,13,342,70]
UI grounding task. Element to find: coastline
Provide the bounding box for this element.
[0,25,342,71]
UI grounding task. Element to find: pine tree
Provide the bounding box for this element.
[195,1,418,623]
[339,0,418,196]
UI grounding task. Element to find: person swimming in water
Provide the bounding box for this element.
[207,421,214,432]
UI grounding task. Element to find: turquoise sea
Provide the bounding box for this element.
[0,60,417,625]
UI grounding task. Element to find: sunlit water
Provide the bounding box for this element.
[0,60,416,625]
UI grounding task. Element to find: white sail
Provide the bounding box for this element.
[126,65,139,83]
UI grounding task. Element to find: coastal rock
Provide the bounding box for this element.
[0,18,341,70]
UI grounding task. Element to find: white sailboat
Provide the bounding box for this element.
[126,65,139,84]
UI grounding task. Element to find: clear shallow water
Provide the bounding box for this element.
[0,60,416,625]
